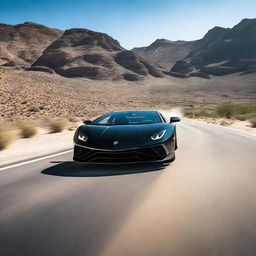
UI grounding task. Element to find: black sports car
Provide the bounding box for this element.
[73,110,180,164]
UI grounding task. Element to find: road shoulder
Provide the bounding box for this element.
[0,129,74,167]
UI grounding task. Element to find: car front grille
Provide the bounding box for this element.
[74,144,167,163]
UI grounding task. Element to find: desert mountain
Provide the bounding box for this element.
[134,18,256,77]
[133,39,195,70]
[33,28,164,81]
[1,19,255,80]
[0,22,63,67]
[171,19,256,76]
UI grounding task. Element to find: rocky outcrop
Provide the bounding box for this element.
[0,22,63,67]
[33,28,164,80]
[133,39,195,70]
[171,19,256,76]
[134,18,256,78]
[115,50,164,77]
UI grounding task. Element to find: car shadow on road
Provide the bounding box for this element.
[41,161,168,177]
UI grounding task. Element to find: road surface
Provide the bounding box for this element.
[0,119,256,256]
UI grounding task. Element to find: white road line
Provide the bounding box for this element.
[1,119,255,172]
[0,149,73,171]
[227,129,256,141]
[209,124,256,141]
[188,119,256,141]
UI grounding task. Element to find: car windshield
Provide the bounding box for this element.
[92,111,163,125]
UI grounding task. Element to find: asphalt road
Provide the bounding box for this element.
[0,119,256,256]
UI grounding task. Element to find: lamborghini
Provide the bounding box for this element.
[73,110,180,163]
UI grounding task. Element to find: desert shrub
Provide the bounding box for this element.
[0,125,15,150]
[219,120,231,126]
[216,103,236,119]
[243,112,256,120]
[47,118,69,133]
[68,116,80,123]
[194,109,217,118]
[185,104,256,120]
[235,112,256,121]
[217,103,256,119]
[183,108,217,119]
[183,109,194,118]
[28,105,40,112]
[236,114,247,121]
[19,123,38,138]
[249,118,256,128]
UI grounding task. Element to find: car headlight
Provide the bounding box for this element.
[151,129,166,140]
[78,131,88,142]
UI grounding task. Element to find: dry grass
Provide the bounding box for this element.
[234,112,256,121]
[47,118,69,133]
[68,116,80,123]
[249,118,256,128]
[236,114,247,121]
[0,124,15,150]
[18,122,38,138]
[183,108,217,119]
[184,103,256,121]
[217,103,256,119]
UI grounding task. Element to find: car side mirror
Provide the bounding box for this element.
[170,117,180,123]
[83,120,92,125]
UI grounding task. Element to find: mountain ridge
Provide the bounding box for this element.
[0,18,255,80]
[32,27,164,80]
[0,22,63,67]
[134,18,256,77]
[133,39,196,70]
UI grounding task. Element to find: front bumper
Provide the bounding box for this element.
[73,141,174,164]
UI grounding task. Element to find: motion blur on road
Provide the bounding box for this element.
[0,110,256,256]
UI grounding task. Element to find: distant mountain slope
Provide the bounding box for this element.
[0,22,63,67]
[1,18,255,80]
[133,18,256,77]
[171,18,256,76]
[33,28,164,80]
[133,39,195,70]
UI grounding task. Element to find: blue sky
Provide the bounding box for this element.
[0,0,255,49]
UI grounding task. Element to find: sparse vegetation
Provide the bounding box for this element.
[47,118,69,133]
[216,103,234,119]
[216,103,256,119]
[68,116,80,123]
[18,122,38,138]
[249,118,256,128]
[234,112,256,121]
[0,117,71,151]
[0,124,15,150]
[183,108,217,119]
[184,103,256,122]
[28,105,40,112]
[236,114,247,121]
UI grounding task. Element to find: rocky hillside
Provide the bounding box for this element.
[0,22,164,81]
[1,67,255,121]
[133,39,195,70]
[171,19,256,76]
[33,28,164,81]
[0,22,63,67]
[134,18,256,78]
[1,19,255,80]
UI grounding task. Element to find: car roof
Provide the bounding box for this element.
[108,110,159,114]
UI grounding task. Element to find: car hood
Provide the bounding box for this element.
[75,123,174,150]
